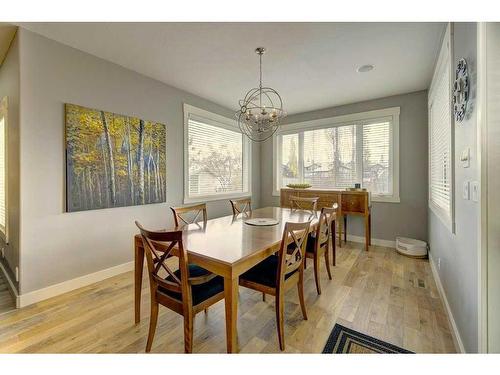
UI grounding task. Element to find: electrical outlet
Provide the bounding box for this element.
[15,267,19,282]
[437,258,441,270]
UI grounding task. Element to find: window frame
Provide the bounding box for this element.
[0,96,8,243]
[272,107,400,203]
[428,23,455,233]
[183,104,252,204]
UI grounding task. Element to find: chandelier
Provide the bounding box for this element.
[236,47,286,142]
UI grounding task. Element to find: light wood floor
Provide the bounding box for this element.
[0,242,456,353]
[0,271,15,316]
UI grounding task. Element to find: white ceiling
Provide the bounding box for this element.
[20,22,445,115]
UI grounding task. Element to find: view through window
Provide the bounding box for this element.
[276,112,397,201]
[185,105,250,201]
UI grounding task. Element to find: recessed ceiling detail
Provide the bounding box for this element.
[19,22,445,114]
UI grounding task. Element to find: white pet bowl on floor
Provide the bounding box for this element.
[396,237,428,258]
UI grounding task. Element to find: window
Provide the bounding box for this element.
[274,107,399,202]
[184,104,251,203]
[0,96,7,241]
[428,24,454,231]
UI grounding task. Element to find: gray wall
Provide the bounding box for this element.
[260,90,429,242]
[17,28,260,294]
[0,31,20,285]
[428,23,479,353]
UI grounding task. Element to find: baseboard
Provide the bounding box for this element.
[429,254,466,353]
[346,234,396,248]
[0,261,19,307]
[17,261,134,308]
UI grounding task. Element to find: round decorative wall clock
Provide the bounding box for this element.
[453,58,470,122]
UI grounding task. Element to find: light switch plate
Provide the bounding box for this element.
[460,148,470,168]
[471,181,479,202]
[463,181,470,200]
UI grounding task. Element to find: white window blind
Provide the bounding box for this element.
[0,97,6,238]
[363,121,391,195]
[428,24,453,229]
[275,108,399,202]
[184,105,250,202]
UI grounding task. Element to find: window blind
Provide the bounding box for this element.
[0,116,5,235]
[278,119,393,197]
[428,24,452,225]
[363,121,391,195]
[187,117,244,198]
[429,62,452,215]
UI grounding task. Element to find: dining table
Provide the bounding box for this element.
[133,206,322,353]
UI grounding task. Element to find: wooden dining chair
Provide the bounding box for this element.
[229,197,251,216]
[239,221,311,351]
[135,221,224,353]
[170,203,207,228]
[289,196,319,214]
[303,205,337,295]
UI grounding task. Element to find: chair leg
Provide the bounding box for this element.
[298,270,308,321]
[204,308,208,314]
[304,258,307,269]
[262,292,266,302]
[313,253,322,295]
[324,247,332,280]
[184,311,194,353]
[275,292,285,351]
[332,221,337,266]
[145,301,159,353]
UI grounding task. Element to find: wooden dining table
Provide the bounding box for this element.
[133,206,321,353]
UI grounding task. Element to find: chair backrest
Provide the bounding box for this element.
[230,198,251,216]
[170,203,208,228]
[314,206,337,250]
[135,221,192,305]
[277,221,311,287]
[289,196,319,214]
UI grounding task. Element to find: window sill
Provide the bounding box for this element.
[184,192,252,205]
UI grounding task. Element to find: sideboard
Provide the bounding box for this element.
[280,188,371,251]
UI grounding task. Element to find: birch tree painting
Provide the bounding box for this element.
[65,103,166,212]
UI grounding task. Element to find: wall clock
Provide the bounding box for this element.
[453,58,470,122]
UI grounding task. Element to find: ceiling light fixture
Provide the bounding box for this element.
[357,64,374,73]
[236,47,286,142]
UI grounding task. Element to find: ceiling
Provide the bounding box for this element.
[20,22,445,114]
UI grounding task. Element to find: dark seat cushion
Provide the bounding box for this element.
[240,255,297,288]
[159,264,224,306]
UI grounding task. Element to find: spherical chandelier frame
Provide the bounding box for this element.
[236,47,286,142]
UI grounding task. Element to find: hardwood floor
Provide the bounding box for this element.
[0,271,15,316]
[0,242,456,353]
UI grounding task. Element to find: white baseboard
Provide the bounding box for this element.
[429,254,466,353]
[346,234,396,248]
[17,261,134,308]
[0,261,19,307]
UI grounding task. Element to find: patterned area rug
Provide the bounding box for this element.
[322,324,413,354]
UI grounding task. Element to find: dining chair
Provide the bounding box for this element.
[302,205,337,295]
[170,203,207,228]
[135,221,224,353]
[229,197,251,216]
[289,196,319,214]
[239,221,311,351]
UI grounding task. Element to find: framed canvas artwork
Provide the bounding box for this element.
[65,103,166,212]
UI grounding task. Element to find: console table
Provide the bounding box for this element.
[280,188,371,251]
